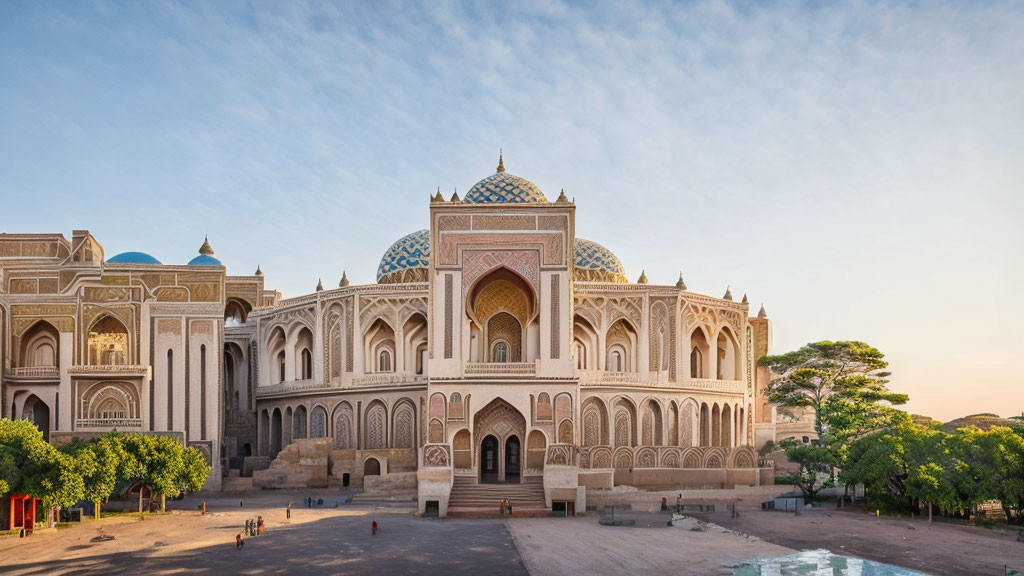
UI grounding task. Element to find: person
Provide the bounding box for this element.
[498,499,505,517]
[235,533,244,550]
[508,499,512,516]
[372,520,378,535]
[257,515,265,535]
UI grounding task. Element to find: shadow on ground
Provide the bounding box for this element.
[2,514,528,576]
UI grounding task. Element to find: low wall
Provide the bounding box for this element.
[365,471,417,494]
[586,484,791,513]
[543,465,579,508]
[578,470,614,490]
[612,468,767,490]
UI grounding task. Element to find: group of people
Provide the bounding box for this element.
[498,499,513,517]
[235,515,265,550]
[304,496,326,508]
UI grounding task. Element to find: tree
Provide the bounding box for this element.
[60,434,125,522]
[759,341,908,499]
[118,434,210,516]
[0,419,84,521]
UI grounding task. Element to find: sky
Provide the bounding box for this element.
[1,1,1021,421]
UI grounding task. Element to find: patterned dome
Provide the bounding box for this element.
[464,155,547,204]
[573,238,627,283]
[377,229,431,284]
[107,251,162,265]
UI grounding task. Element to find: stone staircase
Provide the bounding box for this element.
[447,475,549,518]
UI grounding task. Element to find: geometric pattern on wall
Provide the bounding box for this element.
[463,170,548,204]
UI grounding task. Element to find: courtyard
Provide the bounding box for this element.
[2,490,1023,575]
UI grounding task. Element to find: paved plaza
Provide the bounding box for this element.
[2,491,1023,575]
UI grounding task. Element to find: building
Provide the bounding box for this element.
[1,156,790,510]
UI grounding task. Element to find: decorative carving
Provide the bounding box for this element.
[333,402,355,449]
[423,444,451,467]
[551,275,560,358]
[365,402,387,449]
[444,274,453,359]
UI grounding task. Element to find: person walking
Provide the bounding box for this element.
[235,533,244,550]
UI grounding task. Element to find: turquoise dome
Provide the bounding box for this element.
[573,238,627,283]
[464,158,547,204]
[377,229,430,284]
[107,251,162,265]
[188,254,222,267]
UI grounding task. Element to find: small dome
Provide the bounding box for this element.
[188,254,222,267]
[107,251,162,265]
[463,154,547,204]
[573,238,627,283]
[188,235,222,266]
[377,229,430,284]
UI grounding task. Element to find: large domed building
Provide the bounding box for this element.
[0,156,783,513]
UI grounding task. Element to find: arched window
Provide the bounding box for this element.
[492,341,508,363]
[301,348,312,380]
[278,351,286,382]
[690,347,703,378]
[574,341,586,369]
[609,349,622,372]
[378,349,392,372]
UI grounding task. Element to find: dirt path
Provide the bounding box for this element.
[691,501,1024,576]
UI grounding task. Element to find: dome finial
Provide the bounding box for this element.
[255,265,263,276]
[497,149,505,173]
[199,235,214,256]
[637,270,648,284]
[556,188,569,203]
[758,302,768,318]
[432,186,444,203]
[339,270,349,287]
[723,285,733,301]
[450,187,460,203]
[676,272,687,290]
[315,278,324,292]
[741,293,748,304]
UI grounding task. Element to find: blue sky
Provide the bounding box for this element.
[1,1,1021,420]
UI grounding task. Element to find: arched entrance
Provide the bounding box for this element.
[22,395,50,442]
[504,435,520,482]
[473,398,527,484]
[480,435,499,482]
[364,458,381,476]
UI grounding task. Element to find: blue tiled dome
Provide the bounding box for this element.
[377,229,430,284]
[573,238,627,283]
[107,251,162,265]
[188,254,222,267]
[464,171,547,204]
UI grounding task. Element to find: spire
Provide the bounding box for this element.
[757,303,768,318]
[254,265,263,276]
[556,188,569,203]
[723,285,733,301]
[315,278,323,292]
[637,270,648,284]
[741,293,748,304]
[675,272,687,290]
[450,188,461,203]
[496,149,505,173]
[199,235,214,256]
[339,270,349,287]
[432,187,444,203]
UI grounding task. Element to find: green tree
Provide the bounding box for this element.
[0,419,84,517]
[759,341,908,499]
[118,434,210,516]
[60,434,125,522]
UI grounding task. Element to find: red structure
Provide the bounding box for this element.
[7,495,38,534]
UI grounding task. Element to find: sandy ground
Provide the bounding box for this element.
[507,513,794,576]
[691,500,1024,576]
[0,490,525,575]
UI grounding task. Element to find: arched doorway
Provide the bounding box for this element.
[364,457,381,476]
[473,398,527,484]
[504,435,520,482]
[480,435,499,482]
[22,395,50,442]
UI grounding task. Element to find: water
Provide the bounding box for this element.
[732,549,930,576]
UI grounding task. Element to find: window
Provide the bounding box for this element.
[378,349,392,372]
[301,348,312,379]
[690,347,702,378]
[609,350,622,372]
[492,341,508,363]
[278,351,286,382]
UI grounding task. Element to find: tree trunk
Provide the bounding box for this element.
[139,488,144,519]
[928,501,932,523]
[95,500,101,523]
[160,494,166,513]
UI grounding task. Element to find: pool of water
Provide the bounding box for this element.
[731,549,930,576]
